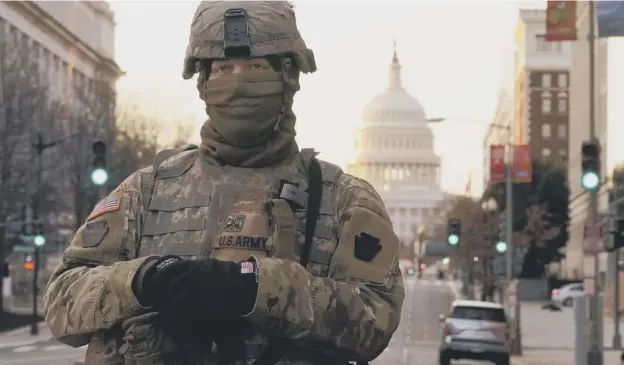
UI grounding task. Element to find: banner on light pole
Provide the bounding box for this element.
[511,144,532,183]
[545,1,577,41]
[489,145,506,183]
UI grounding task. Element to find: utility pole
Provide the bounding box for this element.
[610,193,623,349]
[586,2,603,365]
[505,147,513,282]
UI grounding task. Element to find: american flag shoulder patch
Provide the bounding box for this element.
[87,193,122,221]
[240,261,255,275]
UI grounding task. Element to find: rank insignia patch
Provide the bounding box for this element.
[224,215,245,232]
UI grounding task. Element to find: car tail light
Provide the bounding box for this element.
[553,289,560,296]
[443,324,452,337]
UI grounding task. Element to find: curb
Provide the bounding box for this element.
[447,281,461,299]
[0,339,43,349]
[1,321,47,336]
[511,358,526,365]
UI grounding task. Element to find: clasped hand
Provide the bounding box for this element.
[138,256,258,329]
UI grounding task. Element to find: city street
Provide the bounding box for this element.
[373,277,493,365]
[0,278,460,365]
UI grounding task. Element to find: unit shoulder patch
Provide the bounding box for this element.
[87,193,122,221]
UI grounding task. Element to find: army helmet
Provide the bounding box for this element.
[182,1,317,79]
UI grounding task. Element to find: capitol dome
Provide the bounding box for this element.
[347,41,445,246]
[362,45,427,126]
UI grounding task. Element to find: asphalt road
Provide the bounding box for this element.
[372,277,492,365]
[0,278,483,365]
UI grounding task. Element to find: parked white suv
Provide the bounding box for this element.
[438,300,510,365]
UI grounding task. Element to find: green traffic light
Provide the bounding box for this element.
[33,234,46,247]
[91,168,109,186]
[496,241,507,253]
[407,268,415,276]
[448,234,459,245]
[581,171,599,190]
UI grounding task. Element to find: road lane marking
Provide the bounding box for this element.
[43,344,70,351]
[13,345,36,352]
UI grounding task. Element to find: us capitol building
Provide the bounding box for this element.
[347,43,445,250]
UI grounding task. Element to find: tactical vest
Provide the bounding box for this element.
[123,145,344,365]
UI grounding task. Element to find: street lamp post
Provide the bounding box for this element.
[586,3,602,365]
[29,132,77,335]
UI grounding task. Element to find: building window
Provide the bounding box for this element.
[542,74,552,88]
[541,124,551,138]
[542,98,552,114]
[542,148,551,157]
[558,73,568,88]
[557,124,567,139]
[536,35,552,52]
[558,149,567,159]
[558,98,568,114]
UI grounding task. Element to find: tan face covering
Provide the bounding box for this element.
[202,72,284,148]
[198,70,299,167]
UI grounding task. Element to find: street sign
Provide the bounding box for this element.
[423,242,451,257]
[13,245,34,253]
[584,276,595,297]
[583,224,604,254]
[19,234,35,243]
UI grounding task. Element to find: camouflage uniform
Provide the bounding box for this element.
[43,2,404,365]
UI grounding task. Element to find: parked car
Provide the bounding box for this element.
[438,300,510,365]
[552,282,584,307]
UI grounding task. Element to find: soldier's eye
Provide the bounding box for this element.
[250,63,269,70]
[213,65,233,73]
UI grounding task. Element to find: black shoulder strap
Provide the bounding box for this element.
[251,155,324,365]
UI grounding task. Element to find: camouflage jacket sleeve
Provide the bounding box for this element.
[244,173,405,361]
[43,170,155,347]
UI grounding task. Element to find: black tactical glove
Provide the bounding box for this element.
[133,256,258,326]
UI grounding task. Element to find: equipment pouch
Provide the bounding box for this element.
[266,199,298,262]
[211,191,273,262]
[120,313,180,365]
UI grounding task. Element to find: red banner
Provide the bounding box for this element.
[512,144,532,183]
[489,145,506,183]
[546,1,577,41]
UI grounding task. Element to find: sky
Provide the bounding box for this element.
[109,0,544,197]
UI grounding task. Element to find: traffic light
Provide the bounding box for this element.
[23,255,34,271]
[34,230,46,247]
[496,214,507,253]
[496,241,508,253]
[407,268,415,276]
[581,141,600,191]
[91,141,108,186]
[447,218,461,246]
[609,218,624,251]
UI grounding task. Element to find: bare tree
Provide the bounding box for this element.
[521,204,561,246]
[0,24,55,313]
[47,90,197,234]
[44,79,116,233]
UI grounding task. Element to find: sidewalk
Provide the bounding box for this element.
[513,302,624,365]
[0,321,52,349]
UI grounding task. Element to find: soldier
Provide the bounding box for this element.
[43,2,404,365]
